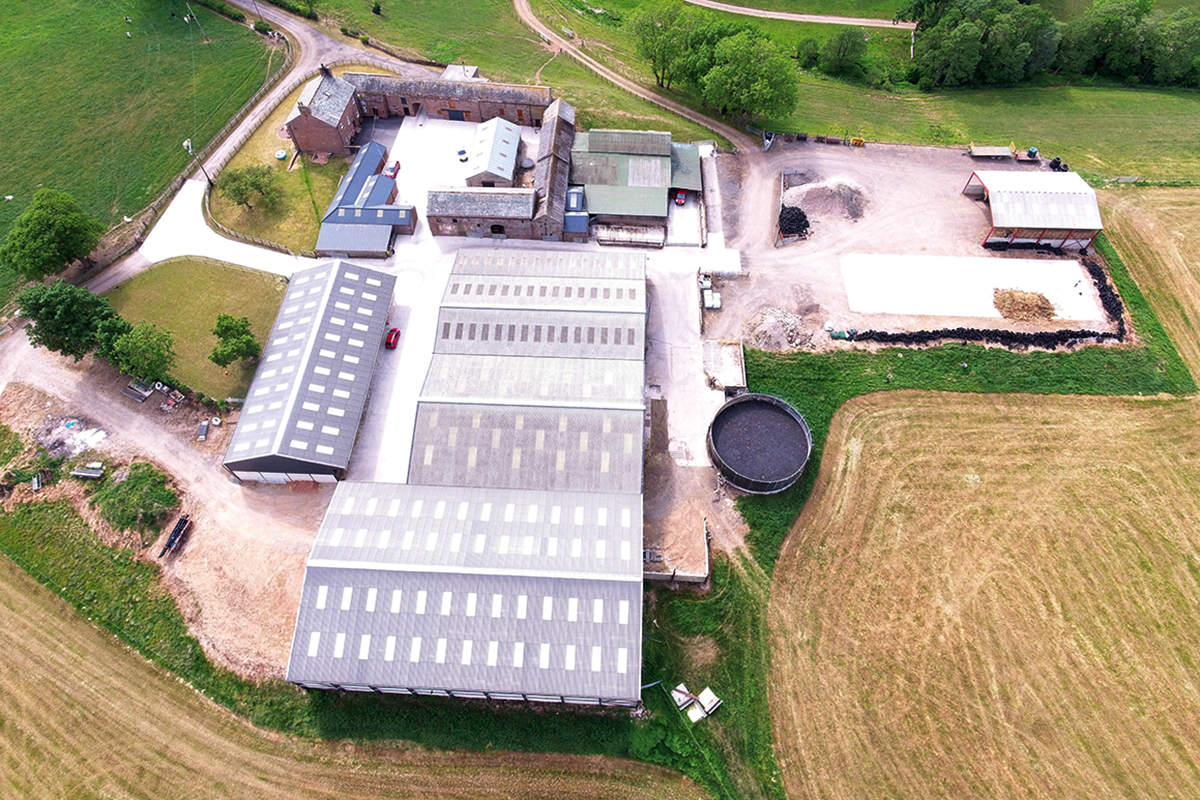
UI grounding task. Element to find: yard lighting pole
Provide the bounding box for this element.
[183,139,214,187]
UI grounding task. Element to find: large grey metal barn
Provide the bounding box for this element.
[222,261,395,483]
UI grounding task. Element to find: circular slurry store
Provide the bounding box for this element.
[706,394,813,494]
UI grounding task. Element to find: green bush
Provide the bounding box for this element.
[192,0,246,22]
[361,34,370,44]
[0,424,21,470]
[90,462,179,539]
[253,19,273,33]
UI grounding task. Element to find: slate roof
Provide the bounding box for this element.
[289,73,357,127]
[222,261,395,473]
[968,171,1103,231]
[533,99,576,228]
[469,117,522,183]
[426,188,536,219]
[343,73,552,108]
[407,403,645,494]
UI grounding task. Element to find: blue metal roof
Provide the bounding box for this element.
[324,142,388,222]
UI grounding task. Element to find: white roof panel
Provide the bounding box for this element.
[971,171,1102,231]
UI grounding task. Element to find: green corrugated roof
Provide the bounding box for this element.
[670,143,703,192]
[583,185,667,217]
[589,130,672,156]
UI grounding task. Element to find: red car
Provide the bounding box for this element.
[674,189,687,206]
[385,328,401,349]
[384,160,400,178]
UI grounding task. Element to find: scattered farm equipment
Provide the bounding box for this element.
[159,514,192,558]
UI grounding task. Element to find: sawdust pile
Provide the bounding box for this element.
[745,307,811,351]
[994,288,1056,321]
[782,177,868,220]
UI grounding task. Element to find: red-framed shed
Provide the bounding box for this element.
[963,170,1102,250]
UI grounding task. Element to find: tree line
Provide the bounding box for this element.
[900,0,1200,88]
[626,0,800,123]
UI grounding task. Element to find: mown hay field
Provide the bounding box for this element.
[0,551,705,800]
[770,390,1200,799]
[1101,187,1200,384]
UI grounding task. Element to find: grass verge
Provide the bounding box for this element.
[90,462,180,545]
[103,257,287,399]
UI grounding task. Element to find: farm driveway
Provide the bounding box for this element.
[681,0,916,28]
[0,330,328,678]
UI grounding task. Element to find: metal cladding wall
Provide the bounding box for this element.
[706,394,813,494]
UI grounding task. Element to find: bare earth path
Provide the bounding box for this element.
[513,0,758,150]
[681,0,916,29]
[770,390,1200,799]
[0,555,707,799]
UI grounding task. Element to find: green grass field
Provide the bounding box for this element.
[0,0,274,236]
[658,0,1196,22]
[0,0,276,304]
[209,79,350,252]
[104,258,286,399]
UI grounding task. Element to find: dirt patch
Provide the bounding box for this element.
[743,307,812,351]
[782,176,868,221]
[681,634,719,671]
[994,288,1056,321]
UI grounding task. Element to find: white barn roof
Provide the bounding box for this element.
[469,117,522,184]
[421,354,644,409]
[967,171,1103,231]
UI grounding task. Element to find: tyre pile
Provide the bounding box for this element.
[779,205,810,237]
[851,258,1126,349]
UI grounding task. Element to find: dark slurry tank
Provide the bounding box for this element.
[706,394,812,494]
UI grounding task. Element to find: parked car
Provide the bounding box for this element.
[197,420,209,441]
[674,189,687,206]
[457,149,468,163]
[384,160,400,178]
[385,328,401,349]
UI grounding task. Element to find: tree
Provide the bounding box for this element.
[0,189,105,282]
[1147,9,1200,85]
[107,321,176,384]
[702,31,800,122]
[625,0,703,89]
[215,165,281,210]
[819,27,868,76]
[796,37,820,68]
[919,16,984,86]
[15,280,117,360]
[209,314,261,368]
[96,316,133,363]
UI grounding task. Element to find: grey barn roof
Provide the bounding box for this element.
[421,354,645,409]
[223,261,395,474]
[533,99,576,228]
[588,129,672,156]
[433,307,646,360]
[343,73,552,108]
[443,273,645,313]
[315,223,396,256]
[407,403,645,494]
[286,482,643,702]
[427,188,536,219]
[450,247,647,280]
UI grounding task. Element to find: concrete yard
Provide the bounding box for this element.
[841,254,1106,322]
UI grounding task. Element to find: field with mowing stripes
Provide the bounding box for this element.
[770,390,1200,800]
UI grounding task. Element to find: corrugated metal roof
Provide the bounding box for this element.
[407,403,645,494]
[286,566,642,702]
[588,130,672,156]
[564,212,589,233]
[293,73,357,128]
[223,261,395,473]
[470,118,521,184]
[309,483,643,579]
[671,143,703,192]
[421,354,644,409]
[442,273,645,313]
[432,308,645,360]
[344,73,552,107]
[971,171,1102,231]
[582,184,668,218]
[315,223,395,255]
[427,188,536,219]
[450,247,646,280]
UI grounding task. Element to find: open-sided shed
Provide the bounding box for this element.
[963,170,1102,250]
